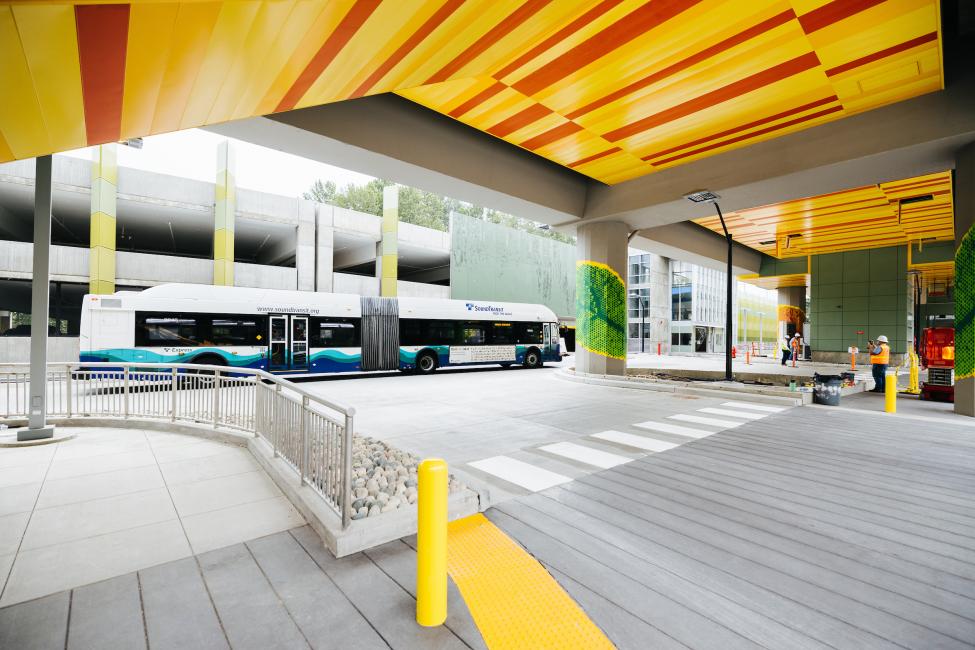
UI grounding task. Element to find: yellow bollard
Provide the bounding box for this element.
[885,371,897,413]
[416,458,448,627]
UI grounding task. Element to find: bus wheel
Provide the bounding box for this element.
[187,354,225,375]
[523,348,542,369]
[415,352,438,375]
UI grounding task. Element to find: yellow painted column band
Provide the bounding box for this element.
[89,144,117,294]
[380,184,398,297]
[447,514,613,649]
[214,140,235,286]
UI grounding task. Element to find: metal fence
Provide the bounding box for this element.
[0,362,356,527]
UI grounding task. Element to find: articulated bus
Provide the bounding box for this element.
[80,284,561,375]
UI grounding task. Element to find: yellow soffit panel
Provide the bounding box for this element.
[0,0,943,186]
[695,170,954,259]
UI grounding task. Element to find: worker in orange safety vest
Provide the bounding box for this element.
[789,333,802,367]
[869,335,890,393]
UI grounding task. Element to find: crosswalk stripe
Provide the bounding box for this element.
[591,430,679,452]
[632,420,715,439]
[468,456,572,492]
[668,413,744,429]
[538,442,632,469]
[721,401,787,413]
[697,407,766,420]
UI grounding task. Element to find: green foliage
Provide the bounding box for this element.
[303,178,574,244]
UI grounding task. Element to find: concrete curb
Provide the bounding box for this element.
[556,368,807,406]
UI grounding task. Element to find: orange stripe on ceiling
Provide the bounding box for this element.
[511,0,701,98]
[797,0,886,35]
[604,51,822,142]
[568,146,620,168]
[351,0,465,98]
[425,0,552,85]
[275,0,382,113]
[825,32,938,77]
[486,102,553,138]
[643,95,838,161]
[652,104,843,166]
[520,121,583,150]
[565,9,797,121]
[75,3,129,145]
[493,0,623,80]
[449,80,507,118]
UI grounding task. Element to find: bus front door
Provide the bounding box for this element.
[268,314,310,372]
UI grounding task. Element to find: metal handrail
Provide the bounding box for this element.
[0,361,356,527]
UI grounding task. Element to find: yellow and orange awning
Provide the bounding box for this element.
[0,0,944,185]
[695,170,954,258]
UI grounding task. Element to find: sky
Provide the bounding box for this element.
[62,128,375,198]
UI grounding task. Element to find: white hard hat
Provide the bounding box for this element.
[877,335,888,343]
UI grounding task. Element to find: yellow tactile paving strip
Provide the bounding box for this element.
[447,514,614,650]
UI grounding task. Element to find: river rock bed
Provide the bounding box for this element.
[349,435,464,520]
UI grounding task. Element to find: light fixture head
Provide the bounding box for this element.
[683,190,721,203]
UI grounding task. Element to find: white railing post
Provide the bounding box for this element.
[252,376,259,435]
[123,367,130,418]
[170,367,177,421]
[300,396,309,485]
[212,370,221,428]
[341,410,354,529]
[273,384,282,457]
[65,364,72,418]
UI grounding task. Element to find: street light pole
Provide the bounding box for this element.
[715,202,733,382]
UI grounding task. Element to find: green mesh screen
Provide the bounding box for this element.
[576,260,626,360]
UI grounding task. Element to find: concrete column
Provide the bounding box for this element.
[24,155,54,440]
[575,221,628,375]
[89,144,117,294]
[315,204,334,293]
[213,140,236,286]
[954,142,975,416]
[377,185,398,297]
[296,198,316,291]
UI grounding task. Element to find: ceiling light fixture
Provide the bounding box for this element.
[683,190,721,203]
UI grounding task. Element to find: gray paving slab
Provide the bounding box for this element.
[544,565,692,650]
[366,539,486,650]
[485,508,762,650]
[140,556,229,650]
[291,526,468,650]
[246,531,388,650]
[197,543,310,650]
[67,573,146,650]
[0,591,68,650]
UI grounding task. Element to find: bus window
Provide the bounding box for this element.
[488,322,513,344]
[211,316,260,346]
[312,318,360,347]
[137,313,200,347]
[461,323,485,345]
[516,322,543,344]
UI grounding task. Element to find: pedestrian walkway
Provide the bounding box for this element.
[463,400,789,499]
[489,406,975,649]
[0,427,303,607]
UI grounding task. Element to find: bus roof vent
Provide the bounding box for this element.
[100,298,122,309]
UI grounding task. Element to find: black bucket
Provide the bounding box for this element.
[813,373,842,406]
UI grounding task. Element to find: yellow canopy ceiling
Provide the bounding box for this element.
[0,0,943,185]
[695,170,954,258]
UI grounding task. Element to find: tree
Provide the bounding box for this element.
[302,179,336,204]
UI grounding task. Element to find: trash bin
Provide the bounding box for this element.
[813,373,842,405]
